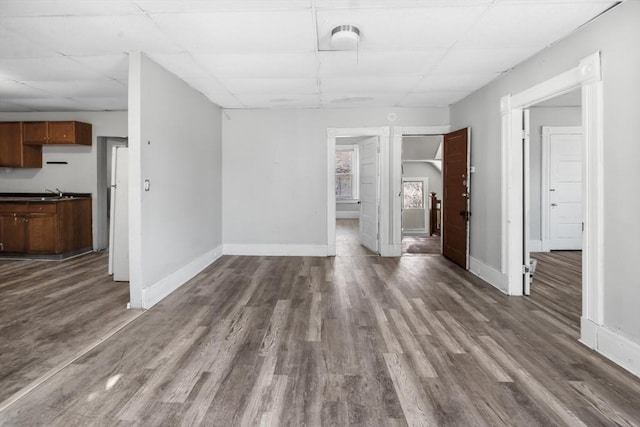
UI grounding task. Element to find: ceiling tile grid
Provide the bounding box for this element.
[0,0,622,111]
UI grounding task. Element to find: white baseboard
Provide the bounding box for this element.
[141,245,223,309]
[469,256,509,294]
[580,318,640,377]
[336,211,360,219]
[529,240,544,252]
[223,244,328,257]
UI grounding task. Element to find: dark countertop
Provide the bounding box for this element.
[0,193,91,203]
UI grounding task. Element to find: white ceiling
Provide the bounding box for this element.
[0,0,620,111]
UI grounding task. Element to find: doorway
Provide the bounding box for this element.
[526,89,583,329]
[327,127,389,257]
[500,52,603,348]
[401,135,442,255]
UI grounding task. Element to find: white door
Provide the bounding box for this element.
[545,127,583,250]
[109,146,130,282]
[359,137,380,253]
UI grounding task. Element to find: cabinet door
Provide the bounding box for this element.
[48,121,92,145]
[26,214,57,253]
[23,122,49,144]
[0,122,23,167]
[0,214,27,253]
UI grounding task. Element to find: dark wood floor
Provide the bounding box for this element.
[1,252,639,426]
[530,251,582,332]
[0,252,139,409]
[336,219,376,256]
[402,235,442,255]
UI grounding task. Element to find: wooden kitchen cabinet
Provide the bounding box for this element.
[0,122,42,168]
[23,121,92,146]
[0,198,92,255]
[0,214,27,253]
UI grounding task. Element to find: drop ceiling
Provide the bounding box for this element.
[0,0,621,111]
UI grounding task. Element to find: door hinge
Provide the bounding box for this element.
[522,264,530,274]
[521,130,529,139]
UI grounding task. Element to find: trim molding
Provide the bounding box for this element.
[581,318,640,377]
[529,240,544,252]
[469,256,509,295]
[141,245,223,309]
[336,211,360,219]
[224,244,328,257]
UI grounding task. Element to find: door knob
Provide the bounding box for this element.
[551,203,557,207]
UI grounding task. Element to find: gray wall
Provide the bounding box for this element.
[0,111,127,250]
[222,107,449,247]
[450,0,640,344]
[128,53,222,308]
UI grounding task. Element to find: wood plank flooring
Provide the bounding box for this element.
[336,219,376,256]
[402,235,442,255]
[2,253,639,426]
[530,251,582,332]
[0,252,139,408]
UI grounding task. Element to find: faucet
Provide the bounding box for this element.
[45,188,64,197]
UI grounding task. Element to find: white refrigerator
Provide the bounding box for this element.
[108,145,129,282]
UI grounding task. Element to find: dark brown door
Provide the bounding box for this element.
[442,128,470,269]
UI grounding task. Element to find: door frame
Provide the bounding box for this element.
[327,127,389,256]
[541,126,583,252]
[392,126,450,256]
[401,176,430,235]
[501,51,603,347]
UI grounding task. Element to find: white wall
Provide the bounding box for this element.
[403,163,442,199]
[0,111,127,250]
[222,107,448,252]
[450,1,640,346]
[128,53,222,309]
[528,107,581,242]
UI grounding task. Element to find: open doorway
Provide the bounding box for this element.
[526,88,583,328]
[401,135,442,255]
[334,135,378,256]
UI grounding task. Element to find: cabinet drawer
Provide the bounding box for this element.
[0,204,29,213]
[27,203,57,213]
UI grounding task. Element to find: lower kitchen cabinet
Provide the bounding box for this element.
[0,198,92,255]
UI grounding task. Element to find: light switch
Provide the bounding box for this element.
[144,179,150,191]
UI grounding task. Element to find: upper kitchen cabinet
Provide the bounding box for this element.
[23,121,92,146]
[0,122,42,168]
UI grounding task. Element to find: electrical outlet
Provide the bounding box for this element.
[144,179,150,191]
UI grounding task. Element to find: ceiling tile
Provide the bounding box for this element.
[321,76,422,93]
[193,53,317,78]
[22,80,127,98]
[318,50,447,77]
[1,15,182,56]
[202,92,244,108]
[0,56,107,81]
[0,1,143,17]
[149,10,316,53]
[400,91,471,107]
[315,0,492,7]
[71,54,130,80]
[234,93,320,108]
[0,99,35,112]
[146,53,212,79]
[135,0,311,12]
[0,80,54,98]
[414,73,501,92]
[72,96,128,110]
[320,92,405,107]
[457,2,617,48]
[0,26,59,58]
[433,47,538,73]
[316,6,488,50]
[219,78,318,94]
[2,97,94,112]
[185,78,231,95]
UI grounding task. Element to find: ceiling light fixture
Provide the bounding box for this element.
[330,25,360,51]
